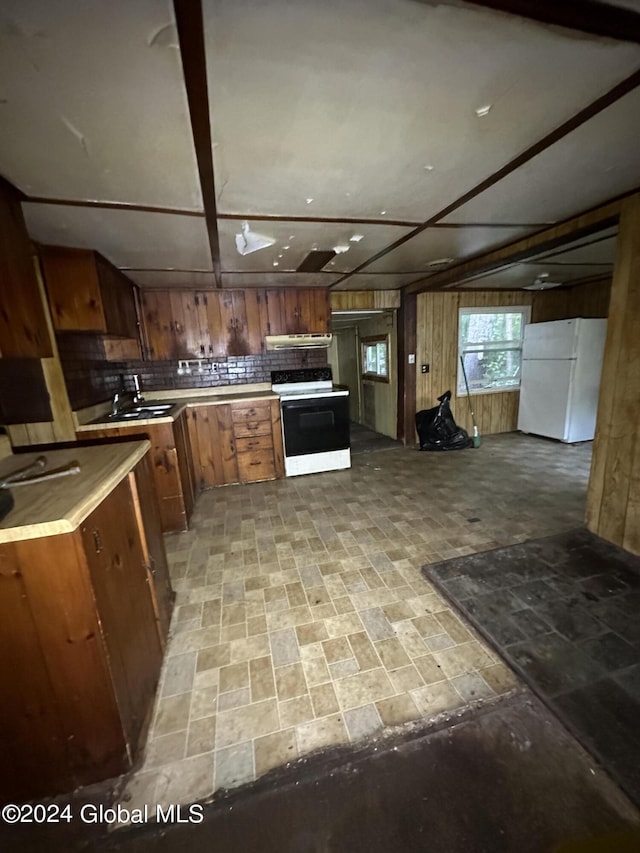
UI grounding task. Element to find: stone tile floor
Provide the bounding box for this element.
[120,433,593,813]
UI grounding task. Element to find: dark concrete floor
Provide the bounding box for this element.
[349,422,402,455]
[425,528,640,806]
[4,692,639,853]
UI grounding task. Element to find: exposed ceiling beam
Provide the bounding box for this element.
[463,0,640,45]
[330,67,640,292]
[403,195,627,294]
[173,0,222,287]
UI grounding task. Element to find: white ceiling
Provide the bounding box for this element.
[22,203,212,270]
[1,0,639,290]
[0,0,202,210]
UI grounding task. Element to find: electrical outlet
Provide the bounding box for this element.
[421,364,430,374]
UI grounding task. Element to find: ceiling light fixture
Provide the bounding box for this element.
[524,275,562,291]
[424,164,435,171]
[333,245,350,254]
[235,221,275,256]
[425,257,455,267]
[349,234,364,242]
[475,104,492,117]
[306,198,314,204]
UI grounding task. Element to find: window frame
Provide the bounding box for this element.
[361,334,389,383]
[457,305,531,397]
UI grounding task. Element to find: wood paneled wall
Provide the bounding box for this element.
[416,291,535,437]
[330,291,401,311]
[587,196,640,556]
[531,279,611,324]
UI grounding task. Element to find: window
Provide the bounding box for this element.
[458,306,530,395]
[361,335,389,382]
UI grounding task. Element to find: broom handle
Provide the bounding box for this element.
[459,356,478,427]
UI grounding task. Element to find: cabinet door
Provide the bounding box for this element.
[0,182,52,357]
[81,478,162,752]
[265,290,287,336]
[309,288,330,333]
[220,291,249,356]
[174,410,196,519]
[202,291,226,358]
[95,255,139,338]
[128,455,174,648]
[41,247,107,333]
[187,404,239,487]
[243,289,268,354]
[140,291,175,360]
[85,423,187,533]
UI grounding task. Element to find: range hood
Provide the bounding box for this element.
[265,333,333,350]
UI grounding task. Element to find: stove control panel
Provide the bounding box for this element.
[271,367,333,385]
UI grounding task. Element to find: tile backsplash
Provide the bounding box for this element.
[57,334,328,410]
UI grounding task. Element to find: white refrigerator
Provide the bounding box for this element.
[517,318,607,443]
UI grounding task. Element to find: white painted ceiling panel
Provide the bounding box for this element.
[457,262,613,290]
[125,270,218,290]
[203,0,640,222]
[23,204,212,270]
[444,87,640,225]
[0,0,202,209]
[222,272,340,288]
[218,219,412,273]
[364,225,535,273]
[333,273,428,291]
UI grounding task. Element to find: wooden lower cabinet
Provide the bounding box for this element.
[0,456,172,802]
[188,398,284,490]
[83,410,195,533]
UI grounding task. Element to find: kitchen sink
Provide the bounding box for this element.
[92,402,176,424]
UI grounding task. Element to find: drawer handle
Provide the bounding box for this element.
[250,461,261,466]
[92,529,103,553]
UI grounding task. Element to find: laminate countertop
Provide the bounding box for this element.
[76,391,279,432]
[0,441,151,544]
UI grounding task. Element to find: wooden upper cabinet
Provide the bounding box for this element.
[0,179,52,358]
[140,287,329,361]
[140,291,176,360]
[266,288,330,335]
[40,247,138,338]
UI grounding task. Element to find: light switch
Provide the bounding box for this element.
[408,353,415,364]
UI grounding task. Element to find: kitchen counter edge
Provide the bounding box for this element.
[77,391,280,432]
[0,440,151,544]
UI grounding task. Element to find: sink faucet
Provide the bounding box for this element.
[111,392,122,416]
[132,374,145,404]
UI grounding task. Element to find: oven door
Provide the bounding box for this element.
[281,395,350,457]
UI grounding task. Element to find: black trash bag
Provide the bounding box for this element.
[415,390,472,451]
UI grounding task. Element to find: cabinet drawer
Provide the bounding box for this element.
[233,419,271,438]
[237,449,276,483]
[231,402,271,423]
[235,434,273,453]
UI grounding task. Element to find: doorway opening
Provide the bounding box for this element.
[328,309,398,442]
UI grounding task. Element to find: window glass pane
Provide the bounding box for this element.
[362,338,389,379]
[458,307,529,394]
[460,348,522,393]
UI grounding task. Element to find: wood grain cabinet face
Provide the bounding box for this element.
[40,247,138,338]
[80,477,162,751]
[0,456,171,801]
[83,412,195,534]
[0,180,52,358]
[187,398,284,488]
[141,287,329,360]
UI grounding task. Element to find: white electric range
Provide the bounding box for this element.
[271,368,351,477]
